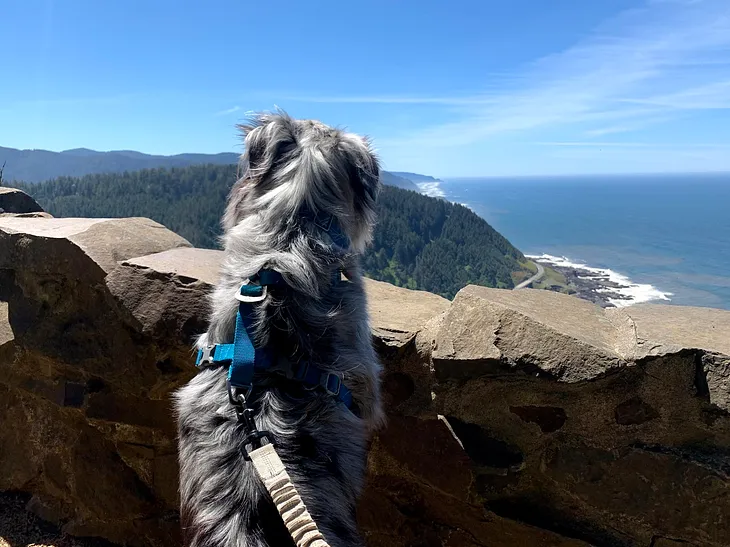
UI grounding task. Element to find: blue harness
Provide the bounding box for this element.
[195,210,354,410]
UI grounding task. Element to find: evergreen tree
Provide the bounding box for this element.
[17,165,528,299]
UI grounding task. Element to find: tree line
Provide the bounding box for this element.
[17,164,528,298]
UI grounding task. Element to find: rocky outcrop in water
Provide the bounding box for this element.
[1,204,728,547]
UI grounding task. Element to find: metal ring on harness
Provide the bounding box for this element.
[235,280,268,303]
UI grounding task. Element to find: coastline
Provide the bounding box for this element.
[527,254,673,308]
[413,179,674,309]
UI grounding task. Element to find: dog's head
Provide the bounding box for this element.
[223,111,381,253]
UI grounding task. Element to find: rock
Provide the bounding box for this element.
[0,187,44,214]
[2,220,730,547]
[0,211,54,218]
[0,216,192,274]
[364,278,450,348]
[0,302,11,348]
[106,247,220,341]
[0,218,192,545]
[432,285,630,382]
[614,396,660,425]
[610,303,730,357]
[430,285,730,547]
[0,491,121,547]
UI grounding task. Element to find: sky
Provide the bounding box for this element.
[2,0,730,177]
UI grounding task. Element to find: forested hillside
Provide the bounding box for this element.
[17,165,528,298]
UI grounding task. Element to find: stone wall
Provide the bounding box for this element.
[1,203,728,546]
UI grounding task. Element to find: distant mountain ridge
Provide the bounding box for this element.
[0,146,241,183]
[390,171,442,183]
[0,146,429,191]
[379,172,421,191]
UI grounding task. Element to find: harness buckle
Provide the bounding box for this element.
[197,345,215,367]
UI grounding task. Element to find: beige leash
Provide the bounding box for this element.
[249,443,331,547]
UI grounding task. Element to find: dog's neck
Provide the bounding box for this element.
[299,206,351,252]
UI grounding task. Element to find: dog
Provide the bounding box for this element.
[174,111,384,547]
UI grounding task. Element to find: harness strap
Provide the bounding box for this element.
[195,269,354,410]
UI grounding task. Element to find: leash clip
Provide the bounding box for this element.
[227,379,274,460]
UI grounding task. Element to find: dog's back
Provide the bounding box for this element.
[174,112,383,547]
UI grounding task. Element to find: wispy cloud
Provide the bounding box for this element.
[215,105,241,116]
[378,0,730,150]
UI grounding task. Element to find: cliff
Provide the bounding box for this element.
[1,192,729,547]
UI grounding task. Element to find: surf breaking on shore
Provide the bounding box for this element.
[416,181,446,198]
[528,254,673,308]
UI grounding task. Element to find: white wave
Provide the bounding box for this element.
[527,253,673,307]
[417,181,446,198]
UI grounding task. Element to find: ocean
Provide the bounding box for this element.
[418,173,730,311]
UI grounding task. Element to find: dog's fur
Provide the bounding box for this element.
[173,112,384,547]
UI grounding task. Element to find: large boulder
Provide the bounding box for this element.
[0,187,44,214]
[430,286,730,547]
[0,217,192,545]
[1,218,728,547]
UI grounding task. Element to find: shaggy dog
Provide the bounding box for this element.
[174,112,384,547]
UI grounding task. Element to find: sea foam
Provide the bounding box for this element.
[417,181,446,198]
[527,254,673,307]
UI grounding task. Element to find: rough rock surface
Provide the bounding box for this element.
[431,286,730,547]
[1,218,729,547]
[0,187,44,214]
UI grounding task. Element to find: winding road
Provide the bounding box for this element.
[514,261,545,290]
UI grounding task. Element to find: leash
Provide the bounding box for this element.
[195,210,353,547]
[230,386,331,547]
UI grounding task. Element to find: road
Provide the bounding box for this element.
[514,261,545,290]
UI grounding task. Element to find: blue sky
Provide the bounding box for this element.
[3,0,730,176]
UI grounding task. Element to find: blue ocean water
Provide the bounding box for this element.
[420,173,730,310]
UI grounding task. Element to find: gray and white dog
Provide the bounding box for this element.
[174,111,384,547]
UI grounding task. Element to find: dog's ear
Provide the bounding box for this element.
[238,113,298,183]
[238,123,267,176]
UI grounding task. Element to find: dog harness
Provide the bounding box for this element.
[194,209,354,410]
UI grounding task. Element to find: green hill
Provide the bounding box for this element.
[17,164,529,299]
